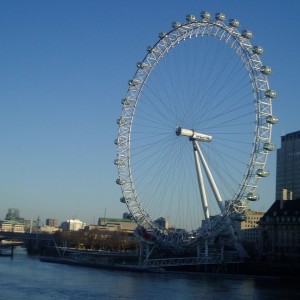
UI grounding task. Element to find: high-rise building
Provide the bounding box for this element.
[5,208,20,220]
[276,130,300,200]
[46,219,58,228]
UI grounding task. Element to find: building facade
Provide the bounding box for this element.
[0,221,25,233]
[276,130,300,200]
[233,210,264,242]
[258,198,300,261]
[98,217,137,233]
[46,219,59,228]
[61,219,86,231]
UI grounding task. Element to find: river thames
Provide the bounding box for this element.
[0,248,299,300]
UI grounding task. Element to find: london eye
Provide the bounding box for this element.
[115,12,277,251]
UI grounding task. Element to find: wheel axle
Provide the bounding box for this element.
[176,127,212,142]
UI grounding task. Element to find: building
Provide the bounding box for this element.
[4,208,24,223]
[46,219,59,228]
[276,130,300,200]
[61,219,86,231]
[258,198,300,261]
[98,217,137,233]
[5,208,20,220]
[154,217,170,229]
[0,208,25,233]
[234,210,265,242]
[39,225,60,233]
[0,221,25,233]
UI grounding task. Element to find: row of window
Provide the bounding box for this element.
[282,133,300,141]
[266,216,300,222]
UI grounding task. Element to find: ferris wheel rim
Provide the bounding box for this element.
[116,13,275,247]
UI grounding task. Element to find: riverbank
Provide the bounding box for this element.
[37,248,300,280]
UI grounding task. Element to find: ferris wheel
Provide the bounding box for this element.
[115,12,278,249]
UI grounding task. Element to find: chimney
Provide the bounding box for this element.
[281,189,288,209]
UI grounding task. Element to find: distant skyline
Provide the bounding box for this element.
[0,0,299,224]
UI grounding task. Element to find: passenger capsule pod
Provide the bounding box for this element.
[117,118,126,126]
[266,115,279,124]
[116,178,127,185]
[114,138,126,146]
[114,159,125,166]
[241,30,253,39]
[137,62,148,69]
[128,79,141,86]
[252,45,264,55]
[229,19,240,27]
[265,89,277,98]
[215,12,226,21]
[201,11,211,20]
[247,192,260,201]
[186,14,196,22]
[127,213,134,220]
[260,66,272,75]
[256,169,269,177]
[120,197,126,203]
[172,21,181,28]
[159,32,167,38]
[146,46,154,53]
[263,142,276,151]
[234,214,246,222]
[121,98,130,105]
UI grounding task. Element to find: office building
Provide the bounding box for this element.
[276,130,300,200]
[98,217,137,233]
[46,219,59,228]
[233,210,264,242]
[258,197,300,261]
[61,219,86,231]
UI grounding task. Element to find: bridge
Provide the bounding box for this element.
[0,232,55,256]
[0,231,54,241]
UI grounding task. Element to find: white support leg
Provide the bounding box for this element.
[193,141,210,220]
[194,142,225,213]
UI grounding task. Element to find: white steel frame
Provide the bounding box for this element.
[115,13,276,249]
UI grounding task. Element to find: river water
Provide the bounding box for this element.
[0,248,299,300]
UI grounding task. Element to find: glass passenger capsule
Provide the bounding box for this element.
[265,89,277,98]
[114,159,125,166]
[215,12,226,21]
[121,98,130,105]
[128,79,141,86]
[252,46,264,55]
[234,214,246,222]
[147,46,159,53]
[137,62,149,69]
[159,32,167,38]
[116,178,127,185]
[266,115,279,124]
[120,197,126,203]
[172,21,181,28]
[241,30,253,39]
[116,118,126,126]
[260,66,272,75]
[186,14,196,22]
[263,142,276,151]
[247,192,260,201]
[200,11,211,20]
[256,169,269,177]
[229,19,240,27]
[114,138,126,146]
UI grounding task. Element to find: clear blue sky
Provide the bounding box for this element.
[0,0,299,224]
